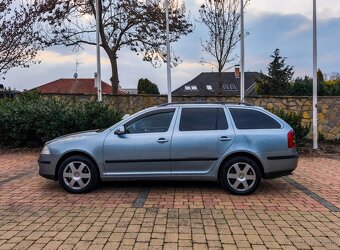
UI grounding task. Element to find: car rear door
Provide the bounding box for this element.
[170,106,235,175]
[103,108,177,176]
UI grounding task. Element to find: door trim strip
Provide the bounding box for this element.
[105,157,218,164]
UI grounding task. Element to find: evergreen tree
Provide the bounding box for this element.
[255,49,294,95]
[287,70,340,96]
[137,79,160,95]
[289,76,313,96]
[317,69,324,83]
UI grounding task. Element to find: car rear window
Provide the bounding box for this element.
[229,108,281,129]
[179,108,228,131]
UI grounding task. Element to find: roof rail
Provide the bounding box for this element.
[158,101,254,107]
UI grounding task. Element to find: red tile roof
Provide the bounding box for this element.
[33,78,125,95]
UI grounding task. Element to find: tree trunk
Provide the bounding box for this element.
[217,70,223,95]
[109,56,119,95]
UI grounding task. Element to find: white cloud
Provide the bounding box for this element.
[2,0,340,94]
[247,0,340,19]
[37,50,109,66]
[194,0,340,19]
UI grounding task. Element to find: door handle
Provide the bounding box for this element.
[220,136,232,141]
[157,138,169,143]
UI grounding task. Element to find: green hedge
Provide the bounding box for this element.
[0,92,121,148]
[270,108,310,146]
[0,92,311,148]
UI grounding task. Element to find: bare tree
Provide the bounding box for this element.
[326,72,340,81]
[40,0,192,94]
[199,0,248,94]
[0,0,44,79]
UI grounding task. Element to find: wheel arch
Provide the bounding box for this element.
[218,151,264,179]
[55,151,100,180]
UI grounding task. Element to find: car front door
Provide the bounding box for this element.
[170,107,235,175]
[103,108,177,176]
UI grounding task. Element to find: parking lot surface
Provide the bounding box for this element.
[0,152,339,249]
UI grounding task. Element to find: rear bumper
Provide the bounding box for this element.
[38,154,59,180]
[262,153,299,179]
[263,170,294,179]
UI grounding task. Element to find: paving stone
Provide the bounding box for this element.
[0,153,339,249]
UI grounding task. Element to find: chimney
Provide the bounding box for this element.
[94,72,98,87]
[234,65,240,78]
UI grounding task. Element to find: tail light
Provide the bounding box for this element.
[288,130,296,148]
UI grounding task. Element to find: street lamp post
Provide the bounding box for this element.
[96,0,102,102]
[165,0,172,103]
[312,0,318,149]
[240,0,245,102]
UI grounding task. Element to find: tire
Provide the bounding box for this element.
[220,156,261,195]
[58,155,99,194]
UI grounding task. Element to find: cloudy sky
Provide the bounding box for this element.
[2,0,340,93]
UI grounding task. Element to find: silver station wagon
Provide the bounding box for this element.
[38,103,299,195]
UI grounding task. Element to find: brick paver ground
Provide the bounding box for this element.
[0,152,339,249]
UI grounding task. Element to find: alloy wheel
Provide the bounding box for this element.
[227,162,256,192]
[63,161,91,190]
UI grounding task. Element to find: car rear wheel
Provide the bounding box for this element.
[220,156,261,195]
[58,155,98,193]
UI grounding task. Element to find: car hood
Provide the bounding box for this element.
[46,129,104,145]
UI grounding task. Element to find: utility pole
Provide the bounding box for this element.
[96,0,102,102]
[165,0,172,103]
[312,0,318,149]
[240,0,245,102]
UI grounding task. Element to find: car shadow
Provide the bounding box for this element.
[38,175,295,198]
[94,178,294,195]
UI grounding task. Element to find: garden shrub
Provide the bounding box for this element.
[0,92,121,148]
[270,108,310,146]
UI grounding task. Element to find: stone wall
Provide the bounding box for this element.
[43,94,340,140]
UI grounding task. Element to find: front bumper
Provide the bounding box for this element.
[38,154,60,180]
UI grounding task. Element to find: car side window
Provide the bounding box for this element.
[179,108,228,131]
[229,108,281,129]
[125,110,175,134]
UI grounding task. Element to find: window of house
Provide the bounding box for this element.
[229,108,281,129]
[206,85,213,91]
[184,85,198,91]
[191,85,198,91]
[179,108,228,131]
[223,84,230,90]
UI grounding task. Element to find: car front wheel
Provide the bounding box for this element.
[58,155,98,193]
[220,156,261,195]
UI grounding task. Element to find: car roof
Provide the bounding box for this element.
[157,102,256,108]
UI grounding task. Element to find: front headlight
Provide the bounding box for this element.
[41,145,50,155]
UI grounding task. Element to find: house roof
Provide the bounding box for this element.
[32,78,125,95]
[172,72,261,96]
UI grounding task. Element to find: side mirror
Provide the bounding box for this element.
[122,114,130,120]
[114,125,126,135]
